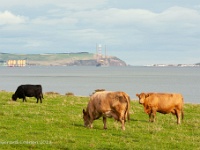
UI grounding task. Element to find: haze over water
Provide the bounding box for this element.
[0,66,199,104]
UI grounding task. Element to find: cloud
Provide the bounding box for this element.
[32,16,78,26]
[0,0,107,10]
[0,11,27,25]
[0,1,200,65]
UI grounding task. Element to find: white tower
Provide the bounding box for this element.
[96,44,102,63]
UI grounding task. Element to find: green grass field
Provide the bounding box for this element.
[0,91,199,150]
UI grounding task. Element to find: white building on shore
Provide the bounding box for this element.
[7,60,27,67]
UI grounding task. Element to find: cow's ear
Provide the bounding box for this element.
[136,94,139,97]
[145,94,150,98]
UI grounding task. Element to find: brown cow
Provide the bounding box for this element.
[83,91,130,130]
[136,93,184,124]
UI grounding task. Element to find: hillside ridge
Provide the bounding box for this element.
[0,52,127,66]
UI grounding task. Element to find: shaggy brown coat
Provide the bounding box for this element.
[83,91,130,130]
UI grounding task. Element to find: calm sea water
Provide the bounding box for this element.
[0,66,199,103]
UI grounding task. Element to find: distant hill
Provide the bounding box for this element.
[0,52,127,66]
[195,63,200,65]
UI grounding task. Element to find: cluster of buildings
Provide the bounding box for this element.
[0,60,27,67]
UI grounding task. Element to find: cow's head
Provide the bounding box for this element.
[12,94,17,101]
[136,93,149,104]
[82,109,90,127]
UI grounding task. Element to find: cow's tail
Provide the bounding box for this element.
[124,94,130,122]
[181,109,184,120]
[181,97,184,120]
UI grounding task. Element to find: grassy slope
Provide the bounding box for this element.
[0,53,95,61]
[0,91,199,150]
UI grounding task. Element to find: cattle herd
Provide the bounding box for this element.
[11,84,184,130]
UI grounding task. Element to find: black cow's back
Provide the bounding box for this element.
[22,85,42,97]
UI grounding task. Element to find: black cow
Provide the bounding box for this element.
[12,84,44,103]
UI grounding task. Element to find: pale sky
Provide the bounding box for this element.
[0,0,200,65]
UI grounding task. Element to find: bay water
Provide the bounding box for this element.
[0,66,199,104]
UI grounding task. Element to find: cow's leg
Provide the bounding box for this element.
[118,112,126,130]
[103,117,107,129]
[152,112,156,122]
[110,112,119,121]
[148,108,153,122]
[89,120,93,128]
[119,117,125,130]
[149,113,155,122]
[121,120,125,130]
[110,111,125,130]
[149,113,152,122]
[37,96,42,103]
[125,111,130,122]
[175,110,181,124]
[151,108,156,122]
[148,109,154,122]
[181,109,184,120]
[23,97,27,102]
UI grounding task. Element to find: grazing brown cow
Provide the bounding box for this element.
[83,91,130,130]
[136,93,184,124]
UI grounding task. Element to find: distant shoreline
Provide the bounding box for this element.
[1,90,199,105]
[145,64,200,67]
[0,52,127,67]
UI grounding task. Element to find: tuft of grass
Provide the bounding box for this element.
[0,91,199,150]
[45,91,60,95]
[65,92,75,96]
